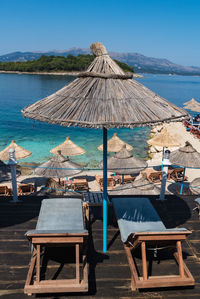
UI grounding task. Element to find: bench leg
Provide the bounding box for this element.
[36,245,40,284]
[141,242,148,281]
[176,241,184,278]
[76,244,80,284]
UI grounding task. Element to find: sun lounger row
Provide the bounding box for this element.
[0,183,34,196]
[95,174,136,191]
[24,196,195,295]
[55,177,89,191]
[142,167,187,183]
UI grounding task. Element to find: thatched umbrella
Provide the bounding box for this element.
[170,142,200,194]
[100,145,147,182]
[34,151,82,180]
[0,140,32,161]
[98,133,133,152]
[22,42,189,252]
[109,176,163,195]
[184,98,200,106]
[50,137,85,156]
[148,127,181,148]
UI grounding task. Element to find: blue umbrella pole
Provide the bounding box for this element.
[103,127,108,253]
[180,167,186,195]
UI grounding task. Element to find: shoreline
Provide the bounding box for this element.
[0,70,143,78]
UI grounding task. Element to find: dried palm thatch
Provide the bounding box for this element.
[170,142,200,168]
[184,98,200,106]
[0,140,32,161]
[34,151,82,177]
[50,137,85,156]
[148,127,181,148]
[98,133,133,152]
[109,176,162,195]
[184,104,200,113]
[100,145,147,175]
[22,42,189,128]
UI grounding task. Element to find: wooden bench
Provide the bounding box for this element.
[24,198,88,295]
[112,197,194,290]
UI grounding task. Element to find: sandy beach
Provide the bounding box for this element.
[1,121,200,196]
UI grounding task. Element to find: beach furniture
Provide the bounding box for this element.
[24,198,88,295]
[170,168,187,183]
[0,185,12,196]
[96,175,115,191]
[83,191,112,221]
[112,197,194,290]
[17,183,34,195]
[73,178,89,191]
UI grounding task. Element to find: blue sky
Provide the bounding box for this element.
[1,0,200,66]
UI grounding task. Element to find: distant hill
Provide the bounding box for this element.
[1,48,200,75]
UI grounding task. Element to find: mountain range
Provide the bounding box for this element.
[1,47,200,75]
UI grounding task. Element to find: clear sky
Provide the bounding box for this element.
[1,0,200,66]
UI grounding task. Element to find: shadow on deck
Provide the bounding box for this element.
[0,194,200,298]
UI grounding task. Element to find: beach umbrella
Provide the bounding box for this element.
[170,142,200,194]
[22,42,189,252]
[148,127,181,148]
[184,104,200,113]
[109,176,163,196]
[183,98,200,106]
[98,133,133,152]
[50,137,85,156]
[34,150,82,179]
[100,145,147,181]
[0,140,32,161]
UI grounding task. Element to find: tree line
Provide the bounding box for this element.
[0,54,134,73]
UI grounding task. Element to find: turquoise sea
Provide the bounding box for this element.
[0,73,200,167]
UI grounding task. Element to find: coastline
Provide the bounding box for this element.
[0,70,143,78]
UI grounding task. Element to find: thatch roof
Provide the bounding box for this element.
[184,103,200,113]
[50,137,85,156]
[98,133,133,152]
[100,145,147,175]
[170,142,200,168]
[22,42,189,129]
[109,177,162,195]
[0,140,32,161]
[184,98,199,106]
[148,127,181,148]
[34,151,82,177]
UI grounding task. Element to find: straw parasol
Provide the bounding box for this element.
[184,98,200,106]
[0,140,32,161]
[34,150,82,178]
[22,42,189,252]
[110,176,163,195]
[170,142,200,195]
[148,127,181,148]
[50,137,85,156]
[98,133,133,152]
[100,145,147,176]
[170,142,200,168]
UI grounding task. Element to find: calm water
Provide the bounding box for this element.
[0,73,200,166]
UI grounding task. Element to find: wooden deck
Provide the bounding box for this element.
[0,194,200,298]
